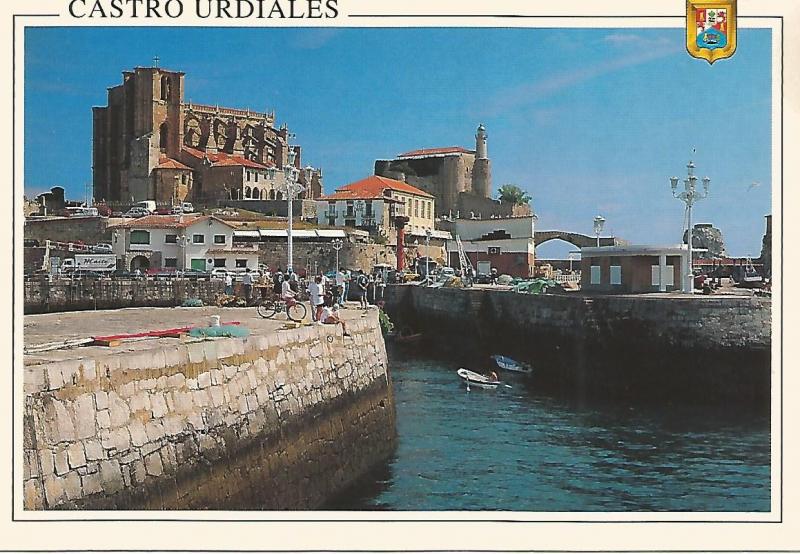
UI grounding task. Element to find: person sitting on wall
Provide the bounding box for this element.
[320,304,350,337]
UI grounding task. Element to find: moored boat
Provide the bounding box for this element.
[491,354,533,374]
[457,368,501,390]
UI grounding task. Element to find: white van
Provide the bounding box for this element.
[65,206,99,217]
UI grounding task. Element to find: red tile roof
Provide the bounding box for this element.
[321,175,434,201]
[182,147,274,170]
[397,146,474,158]
[156,156,192,171]
[110,214,235,229]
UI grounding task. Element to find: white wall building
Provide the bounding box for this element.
[317,175,436,238]
[111,214,258,272]
[446,215,537,278]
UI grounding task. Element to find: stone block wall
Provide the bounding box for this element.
[23,311,394,510]
[257,241,400,274]
[24,217,111,246]
[385,286,771,405]
[24,279,225,314]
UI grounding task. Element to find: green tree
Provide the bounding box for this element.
[497,184,531,205]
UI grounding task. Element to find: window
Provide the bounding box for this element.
[246,171,251,181]
[415,199,419,217]
[610,265,622,285]
[159,122,169,151]
[652,265,676,286]
[590,265,601,285]
[165,234,177,244]
[255,173,259,183]
[346,201,354,217]
[365,201,373,216]
[214,258,226,268]
[164,258,177,268]
[192,234,205,244]
[130,230,150,245]
[235,259,248,268]
[328,217,336,226]
[327,201,336,216]
[214,234,226,245]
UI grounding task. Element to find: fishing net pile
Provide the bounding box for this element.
[188,325,250,338]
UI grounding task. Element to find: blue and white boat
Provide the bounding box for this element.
[491,354,533,374]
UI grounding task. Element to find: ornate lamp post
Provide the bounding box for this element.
[425,228,432,284]
[331,238,343,273]
[670,159,710,293]
[593,215,605,247]
[279,148,311,272]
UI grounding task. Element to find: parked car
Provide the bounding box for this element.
[210,268,229,280]
[124,207,151,218]
[23,239,40,248]
[111,269,133,279]
[92,243,113,253]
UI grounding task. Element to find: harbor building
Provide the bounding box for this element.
[579,245,688,294]
[446,215,537,278]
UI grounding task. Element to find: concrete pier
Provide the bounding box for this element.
[385,286,771,405]
[22,306,395,510]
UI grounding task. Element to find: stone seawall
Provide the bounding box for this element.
[385,286,771,405]
[24,279,225,314]
[23,311,395,509]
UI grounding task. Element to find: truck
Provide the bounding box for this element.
[60,254,117,274]
[476,260,492,283]
[133,200,156,213]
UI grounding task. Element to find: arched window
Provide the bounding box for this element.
[276,191,283,201]
[269,189,276,200]
[260,189,265,200]
[160,76,171,101]
[244,186,251,199]
[159,122,169,151]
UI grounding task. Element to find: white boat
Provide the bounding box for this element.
[491,354,533,374]
[457,368,501,390]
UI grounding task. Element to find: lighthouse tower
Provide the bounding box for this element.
[471,123,491,198]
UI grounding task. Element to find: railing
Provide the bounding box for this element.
[553,273,581,284]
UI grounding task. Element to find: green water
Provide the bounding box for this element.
[329,355,771,511]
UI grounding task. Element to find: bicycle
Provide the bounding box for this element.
[256,297,307,322]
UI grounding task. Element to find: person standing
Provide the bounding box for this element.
[335,267,346,305]
[355,269,369,310]
[242,268,253,303]
[272,269,284,296]
[224,273,233,296]
[308,275,324,322]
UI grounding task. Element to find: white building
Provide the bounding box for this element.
[110,214,259,272]
[446,215,537,278]
[317,175,436,239]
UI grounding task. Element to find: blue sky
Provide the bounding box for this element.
[24,27,772,257]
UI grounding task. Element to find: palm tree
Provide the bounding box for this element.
[497,184,531,206]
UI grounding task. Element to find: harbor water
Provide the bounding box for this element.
[327,353,771,512]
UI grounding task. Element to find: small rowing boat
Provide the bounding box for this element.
[491,354,532,374]
[457,368,501,390]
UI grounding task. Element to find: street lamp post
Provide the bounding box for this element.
[593,215,605,247]
[425,229,432,285]
[279,148,310,272]
[331,238,343,273]
[177,235,189,274]
[670,159,710,293]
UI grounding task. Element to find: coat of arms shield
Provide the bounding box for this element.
[686,0,737,64]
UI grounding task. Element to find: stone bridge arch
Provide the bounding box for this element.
[534,230,623,248]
